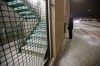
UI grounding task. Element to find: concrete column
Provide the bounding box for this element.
[50,0,70,58]
[55,0,65,56]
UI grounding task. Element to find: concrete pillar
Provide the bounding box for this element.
[50,0,70,58]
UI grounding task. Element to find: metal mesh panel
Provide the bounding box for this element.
[0,0,49,66]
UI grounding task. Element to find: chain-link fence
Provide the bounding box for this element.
[0,0,49,66]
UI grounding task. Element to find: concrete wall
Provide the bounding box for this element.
[50,0,70,57]
[55,0,64,56]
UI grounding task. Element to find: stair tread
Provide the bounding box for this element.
[27,39,47,45]
[21,50,45,58]
[19,13,34,16]
[21,45,47,54]
[26,43,47,48]
[30,34,47,37]
[15,9,30,12]
[9,3,25,8]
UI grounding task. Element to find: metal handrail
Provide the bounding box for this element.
[22,0,40,15]
[3,0,41,52]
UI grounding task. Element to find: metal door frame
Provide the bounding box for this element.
[44,0,52,65]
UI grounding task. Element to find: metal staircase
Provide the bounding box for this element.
[21,21,47,57]
[0,0,49,66]
[7,0,41,19]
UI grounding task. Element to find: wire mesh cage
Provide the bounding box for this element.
[0,0,49,66]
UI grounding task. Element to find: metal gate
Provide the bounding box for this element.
[0,0,50,66]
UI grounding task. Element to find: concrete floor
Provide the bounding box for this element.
[54,22,100,66]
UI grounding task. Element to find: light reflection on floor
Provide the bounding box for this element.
[74,33,100,46]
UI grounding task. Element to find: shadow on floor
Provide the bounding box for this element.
[53,39,72,66]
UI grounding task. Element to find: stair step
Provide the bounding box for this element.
[8,3,25,8]
[39,22,46,24]
[30,34,47,38]
[33,29,47,35]
[33,30,46,32]
[36,29,46,32]
[34,29,47,31]
[39,24,46,25]
[30,37,47,41]
[21,45,47,56]
[19,11,32,14]
[15,9,30,13]
[19,13,34,16]
[36,28,46,29]
[37,25,46,26]
[38,24,46,25]
[25,17,37,19]
[25,43,47,49]
[39,23,46,24]
[20,53,45,66]
[38,25,46,27]
[31,32,47,35]
[27,40,47,45]
[21,46,46,54]
[21,49,44,58]
[14,6,28,10]
[33,32,47,35]
[36,28,46,30]
[23,15,36,18]
[38,25,46,28]
[39,24,46,26]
